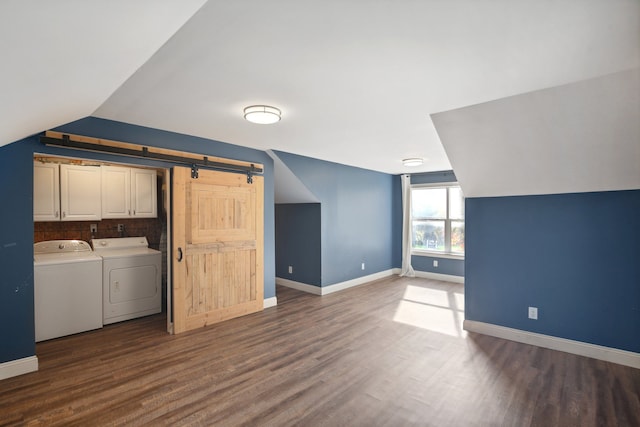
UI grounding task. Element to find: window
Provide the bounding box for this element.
[411,185,464,255]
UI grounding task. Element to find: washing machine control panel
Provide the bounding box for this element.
[34,240,93,254]
[92,237,149,250]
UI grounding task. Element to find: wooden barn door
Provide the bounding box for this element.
[172,166,263,334]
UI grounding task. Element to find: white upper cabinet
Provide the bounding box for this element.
[131,168,157,218]
[102,166,157,219]
[33,162,60,221]
[101,166,131,218]
[60,164,102,221]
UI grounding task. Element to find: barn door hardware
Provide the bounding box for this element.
[247,164,256,184]
[41,133,263,182]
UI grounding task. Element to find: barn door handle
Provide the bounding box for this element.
[177,247,183,262]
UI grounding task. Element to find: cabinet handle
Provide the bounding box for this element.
[128,210,131,216]
[55,211,59,218]
[133,210,136,216]
[177,247,183,262]
[62,211,66,218]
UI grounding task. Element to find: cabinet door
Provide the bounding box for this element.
[101,166,131,218]
[60,164,102,221]
[34,162,60,221]
[131,168,157,218]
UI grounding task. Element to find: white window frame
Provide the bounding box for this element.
[410,183,464,259]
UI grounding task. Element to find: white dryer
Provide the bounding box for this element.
[34,240,103,342]
[92,237,162,325]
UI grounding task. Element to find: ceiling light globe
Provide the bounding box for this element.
[402,158,423,167]
[244,105,281,124]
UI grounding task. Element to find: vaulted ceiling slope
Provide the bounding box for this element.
[268,150,319,204]
[433,68,640,197]
[0,0,206,146]
[1,1,638,196]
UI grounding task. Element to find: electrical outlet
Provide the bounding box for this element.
[288,266,293,274]
[90,224,97,233]
[361,262,365,270]
[528,306,538,320]
[117,224,124,232]
[433,260,438,267]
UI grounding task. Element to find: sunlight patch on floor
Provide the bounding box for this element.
[393,284,466,337]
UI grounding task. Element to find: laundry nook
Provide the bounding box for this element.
[32,156,167,342]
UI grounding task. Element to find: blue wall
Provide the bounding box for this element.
[411,170,458,185]
[465,190,640,353]
[0,117,276,364]
[274,151,397,286]
[410,170,465,277]
[275,203,321,285]
[0,141,37,363]
[412,255,464,277]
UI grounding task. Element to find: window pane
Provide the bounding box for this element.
[449,187,464,220]
[412,220,445,251]
[412,188,446,219]
[451,220,465,253]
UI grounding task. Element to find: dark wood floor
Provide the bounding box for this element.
[2,276,639,426]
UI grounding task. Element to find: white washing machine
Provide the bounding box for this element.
[34,240,103,342]
[92,237,162,325]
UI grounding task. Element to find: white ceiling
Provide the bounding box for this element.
[0,0,206,147]
[433,68,640,197]
[1,1,638,193]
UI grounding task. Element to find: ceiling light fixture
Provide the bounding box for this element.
[402,158,423,167]
[243,105,281,124]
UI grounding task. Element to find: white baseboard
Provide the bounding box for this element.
[276,277,322,295]
[263,296,278,309]
[276,269,397,296]
[320,269,397,295]
[414,270,464,284]
[0,355,38,380]
[464,320,640,369]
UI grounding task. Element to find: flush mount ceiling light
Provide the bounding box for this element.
[402,158,423,167]
[243,105,281,124]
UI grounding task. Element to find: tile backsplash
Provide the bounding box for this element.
[34,217,165,250]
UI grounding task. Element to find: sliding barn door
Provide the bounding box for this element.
[172,166,263,334]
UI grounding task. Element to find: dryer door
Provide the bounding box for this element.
[104,257,161,324]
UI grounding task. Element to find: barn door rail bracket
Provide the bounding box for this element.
[247,164,256,184]
[41,134,263,181]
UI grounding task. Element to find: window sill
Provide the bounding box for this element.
[411,250,464,261]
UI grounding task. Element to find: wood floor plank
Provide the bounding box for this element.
[1,276,639,426]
